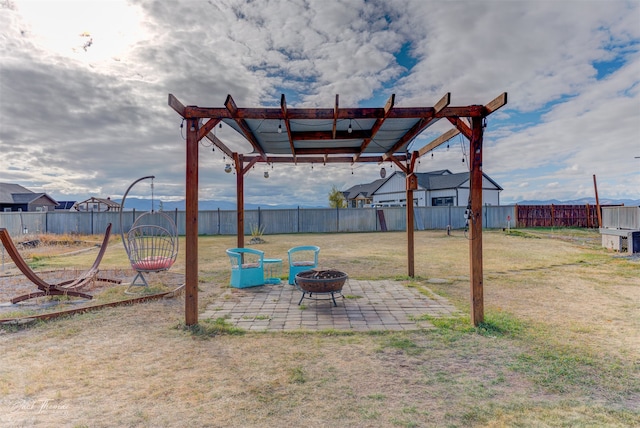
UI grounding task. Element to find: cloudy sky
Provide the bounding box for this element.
[1,0,638,207]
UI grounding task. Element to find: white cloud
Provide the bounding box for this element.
[0,0,638,206]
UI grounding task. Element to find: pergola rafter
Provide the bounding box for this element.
[168,92,507,327]
[224,95,267,158]
[354,93,395,162]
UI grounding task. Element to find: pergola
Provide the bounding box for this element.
[168,92,507,326]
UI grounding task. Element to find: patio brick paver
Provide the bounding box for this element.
[200,279,458,331]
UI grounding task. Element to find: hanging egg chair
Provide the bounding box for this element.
[119,176,179,293]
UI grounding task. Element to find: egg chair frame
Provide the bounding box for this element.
[119,176,179,293]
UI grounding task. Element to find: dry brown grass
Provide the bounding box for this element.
[1,228,638,427]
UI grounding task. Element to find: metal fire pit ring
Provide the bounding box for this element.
[294,269,347,307]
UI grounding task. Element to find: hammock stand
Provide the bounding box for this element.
[119,176,179,294]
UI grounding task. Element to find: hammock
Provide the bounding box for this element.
[0,223,115,303]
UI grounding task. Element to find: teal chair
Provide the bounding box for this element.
[288,245,320,285]
[226,248,265,288]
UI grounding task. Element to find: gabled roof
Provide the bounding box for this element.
[419,171,503,191]
[375,170,502,191]
[0,183,31,203]
[343,177,389,200]
[418,172,469,190]
[0,183,58,205]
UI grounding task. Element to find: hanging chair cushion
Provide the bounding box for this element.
[132,255,175,272]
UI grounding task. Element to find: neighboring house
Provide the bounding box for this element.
[0,183,59,212]
[73,197,121,212]
[343,170,502,207]
[341,177,388,208]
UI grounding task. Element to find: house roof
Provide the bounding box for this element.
[422,171,503,191]
[342,177,389,200]
[364,170,503,192]
[0,183,58,205]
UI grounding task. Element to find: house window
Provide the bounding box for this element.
[432,197,454,206]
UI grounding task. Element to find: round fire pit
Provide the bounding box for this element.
[295,269,347,306]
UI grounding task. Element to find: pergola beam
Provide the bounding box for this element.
[448,117,473,139]
[484,92,508,115]
[225,95,267,158]
[292,130,371,140]
[244,154,408,164]
[417,128,461,157]
[382,93,450,160]
[168,93,186,116]
[198,118,220,142]
[205,133,234,158]
[180,105,491,121]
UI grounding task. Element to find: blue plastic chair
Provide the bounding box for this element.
[226,248,265,288]
[288,245,320,285]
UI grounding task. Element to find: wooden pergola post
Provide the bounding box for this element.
[406,184,415,277]
[469,113,484,326]
[185,118,199,325]
[405,152,419,277]
[234,153,245,248]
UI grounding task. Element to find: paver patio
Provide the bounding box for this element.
[201,279,458,331]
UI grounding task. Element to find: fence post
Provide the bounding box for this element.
[484,203,488,229]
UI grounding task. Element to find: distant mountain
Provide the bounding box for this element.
[115,198,324,211]
[516,198,640,206]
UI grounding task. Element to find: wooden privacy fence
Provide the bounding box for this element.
[516,204,600,228]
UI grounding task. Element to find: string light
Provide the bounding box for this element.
[348,119,352,134]
[278,120,282,134]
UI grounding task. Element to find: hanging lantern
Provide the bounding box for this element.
[264,171,269,179]
[225,164,232,173]
[380,167,386,178]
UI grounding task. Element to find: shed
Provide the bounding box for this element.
[73,197,121,212]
